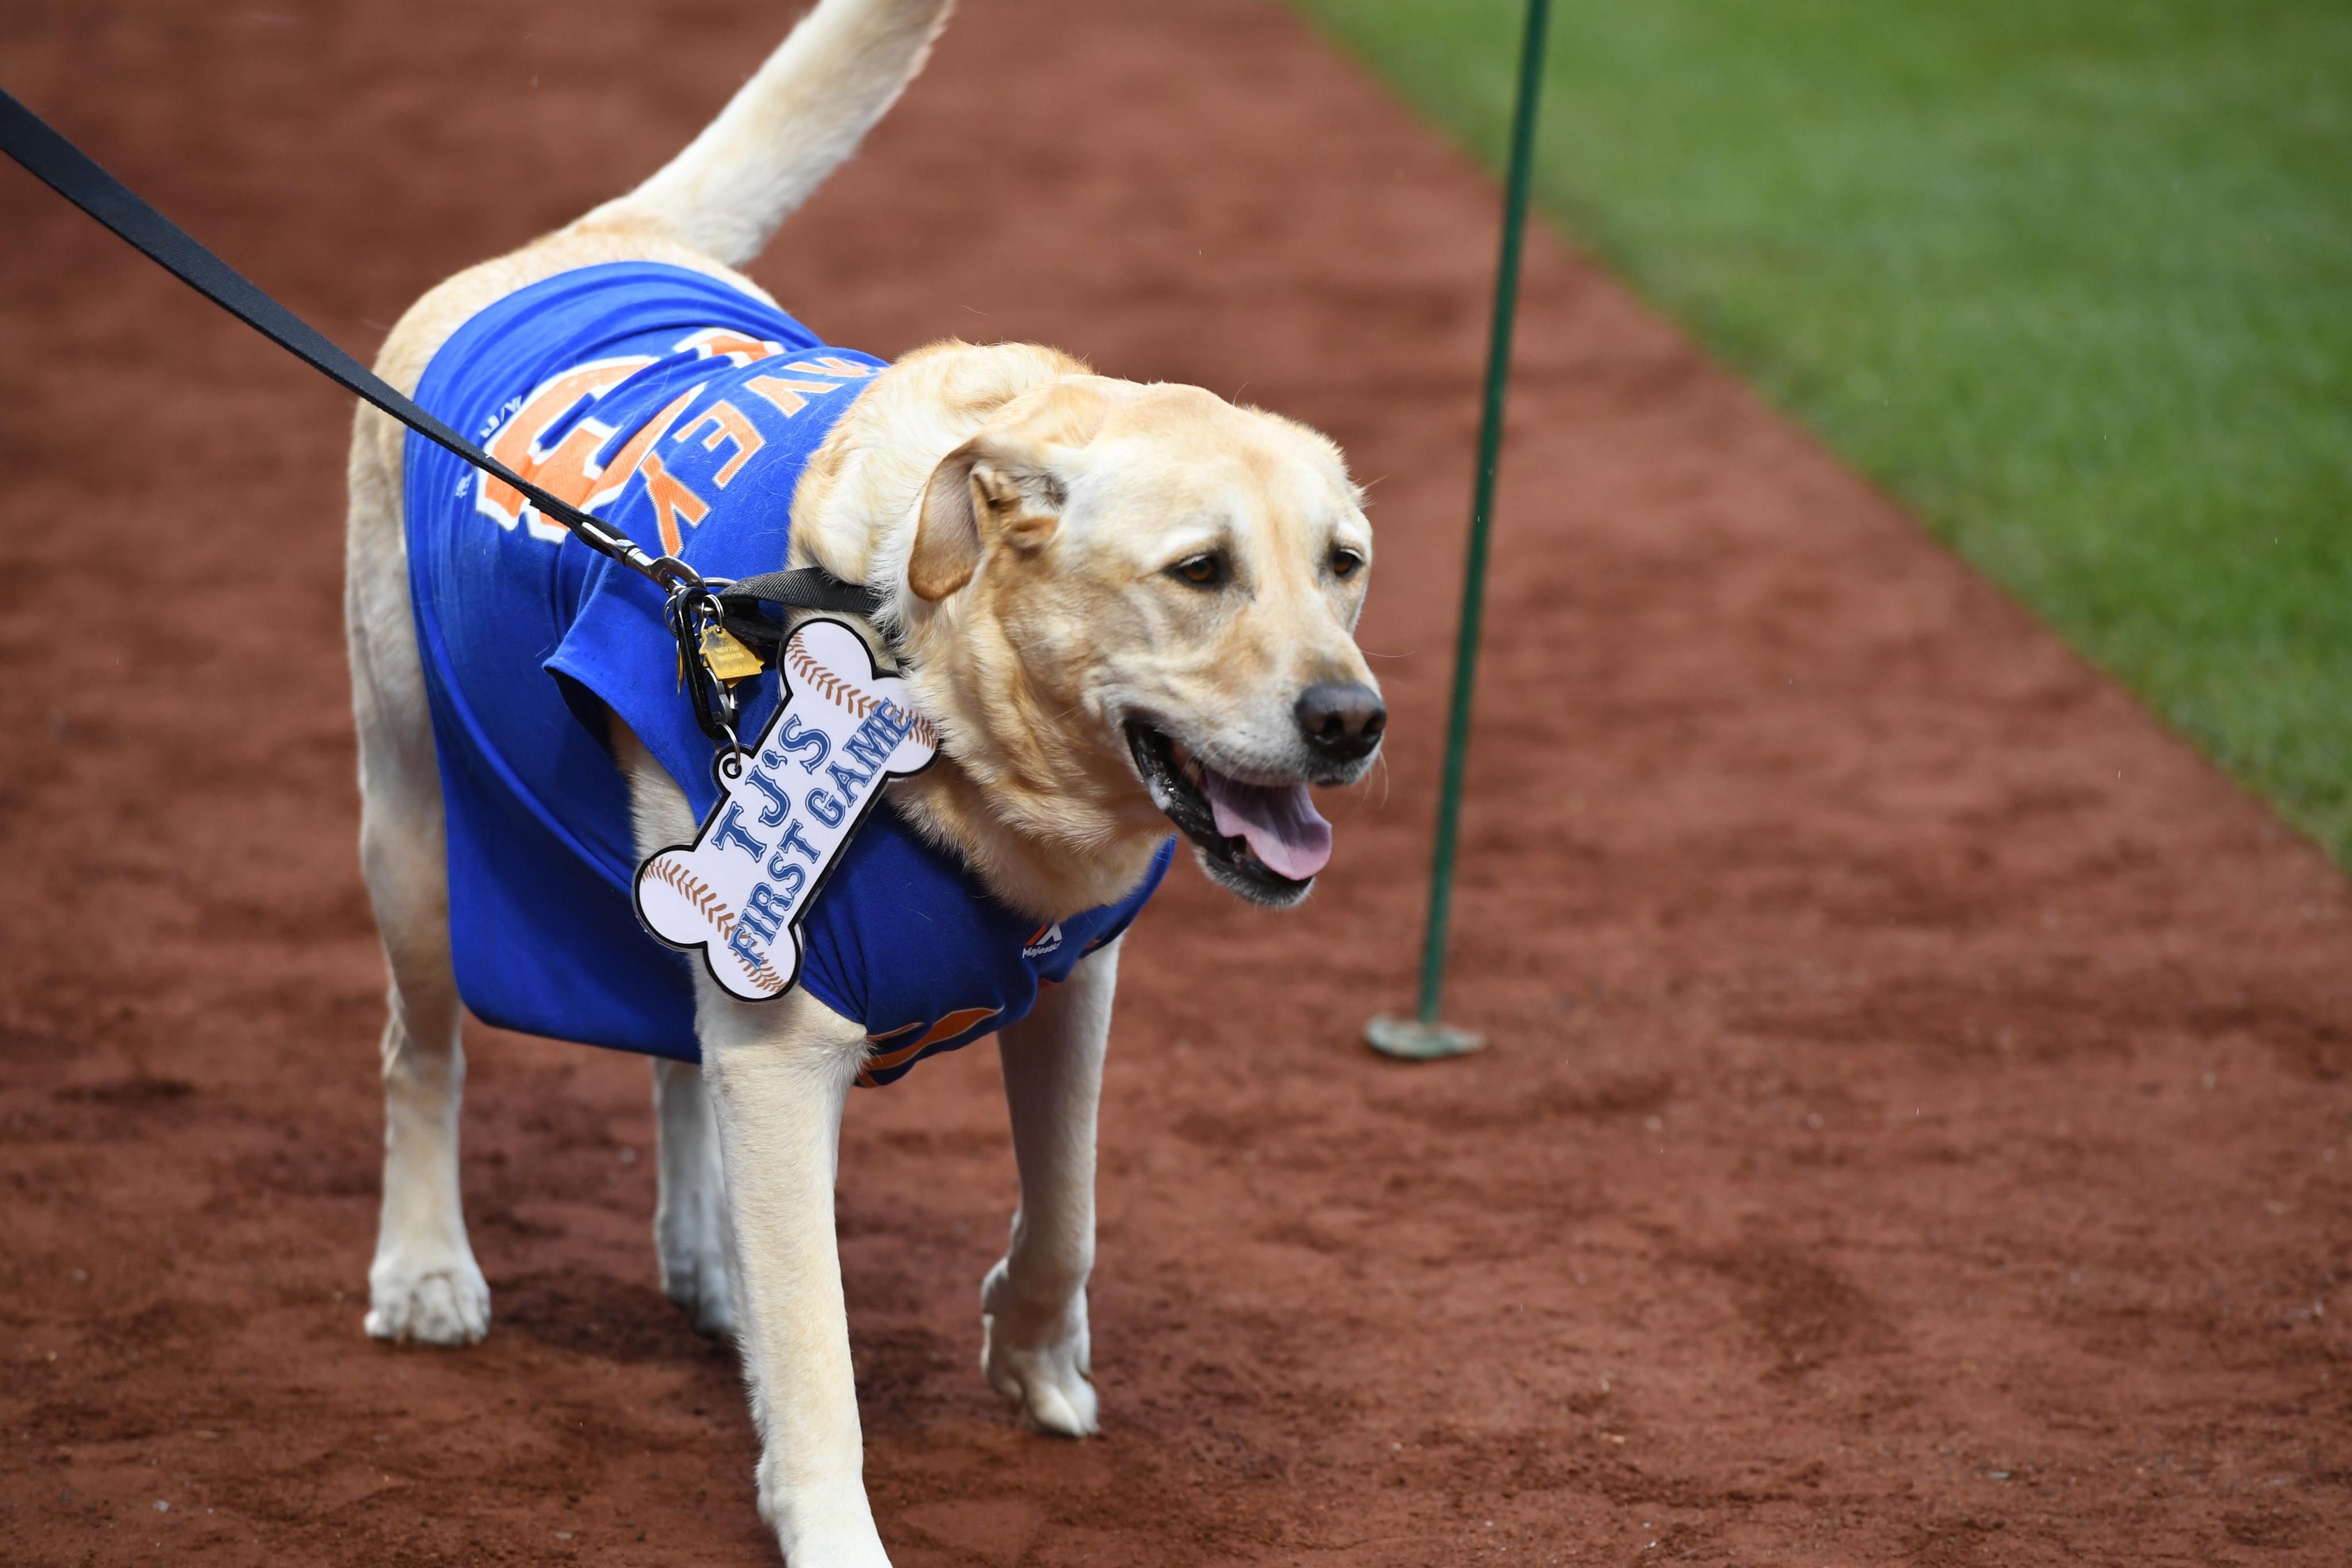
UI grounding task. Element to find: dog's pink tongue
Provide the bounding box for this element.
[1202,769,1334,880]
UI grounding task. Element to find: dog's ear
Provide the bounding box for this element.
[909,432,1066,602]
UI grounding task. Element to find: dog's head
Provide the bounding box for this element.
[899,373,1380,907]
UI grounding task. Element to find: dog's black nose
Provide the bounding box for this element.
[1295,682,1386,764]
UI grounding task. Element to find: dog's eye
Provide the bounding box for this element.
[1329,546,1365,580]
[1169,553,1227,588]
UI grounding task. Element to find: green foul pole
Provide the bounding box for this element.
[1368,0,1552,1061]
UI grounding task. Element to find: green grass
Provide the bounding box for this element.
[1291,0,2352,862]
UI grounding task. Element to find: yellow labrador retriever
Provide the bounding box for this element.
[345,1,1382,1559]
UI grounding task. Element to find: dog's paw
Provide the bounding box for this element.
[757,1470,894,1568]
[979,1258,1098,1438]
[766,1524,895,1568]
[659,1241,739,1339]
[364,1253,490,1346]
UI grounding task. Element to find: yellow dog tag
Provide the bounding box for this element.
[697,623,767,683]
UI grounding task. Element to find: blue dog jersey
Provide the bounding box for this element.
[404,263,1172,1084]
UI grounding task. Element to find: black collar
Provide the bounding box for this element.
[713,566,889,664]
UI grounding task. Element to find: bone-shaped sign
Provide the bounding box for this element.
[634,617,936,1002]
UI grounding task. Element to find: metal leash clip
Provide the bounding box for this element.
[662,567,747,764]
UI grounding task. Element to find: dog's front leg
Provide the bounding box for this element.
[982,936,1121,1437]
[620,726,887,1564]
[699,988,887,1565]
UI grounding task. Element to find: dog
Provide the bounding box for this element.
[343,1,1384,1559]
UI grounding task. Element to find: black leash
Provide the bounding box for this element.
[1,86,884,747]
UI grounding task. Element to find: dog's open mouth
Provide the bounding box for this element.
[1125,721,1333,902]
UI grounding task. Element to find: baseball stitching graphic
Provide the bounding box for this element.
[785,640,941,749]
[634,617,936,1002]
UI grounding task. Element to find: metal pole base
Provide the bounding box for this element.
[1365,1015,1487,1061]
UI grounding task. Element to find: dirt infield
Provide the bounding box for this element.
[5,0,2350,1562]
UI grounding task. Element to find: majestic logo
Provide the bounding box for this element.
[1021,922,1064,960]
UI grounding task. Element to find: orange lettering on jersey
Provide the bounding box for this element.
[476,356,656,529]
[858,1005,1005,1086]
[782,357,875,380]
[674,401,766,488]
[675,326,786,365]
[744,375,844,420]
[638,451,711,555]
[577,386,704,517]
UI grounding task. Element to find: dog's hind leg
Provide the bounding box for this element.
[347,407,491,1347]
[652,1057,740,1338]
[625,720,739,1337]
[358,811,488,1346]
[981,937,1121,1438]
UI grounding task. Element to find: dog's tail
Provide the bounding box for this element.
[575,0,954,268]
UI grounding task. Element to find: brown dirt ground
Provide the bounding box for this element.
[5,1,2351,1563]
